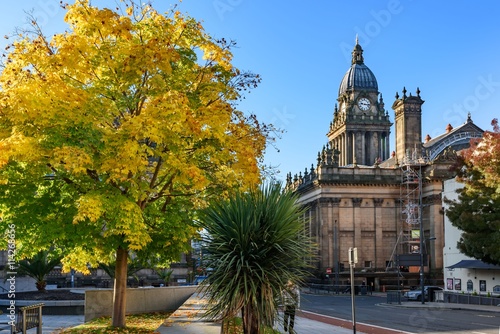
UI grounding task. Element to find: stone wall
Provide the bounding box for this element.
[85,285,197,322]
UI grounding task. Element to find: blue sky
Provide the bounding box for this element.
[1,1,499,181]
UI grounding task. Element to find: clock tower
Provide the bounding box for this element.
[327,39,392,166]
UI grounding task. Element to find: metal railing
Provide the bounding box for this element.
[386,291,402,304]
[444,292,500,306]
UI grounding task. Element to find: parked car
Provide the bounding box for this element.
[404,286,442,301]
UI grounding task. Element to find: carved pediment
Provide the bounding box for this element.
[433,147,458,163]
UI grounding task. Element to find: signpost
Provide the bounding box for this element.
[349,247,357,334]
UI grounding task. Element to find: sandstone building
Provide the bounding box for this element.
[286,40,484,290]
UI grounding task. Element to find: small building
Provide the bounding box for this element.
[442,179,500,296]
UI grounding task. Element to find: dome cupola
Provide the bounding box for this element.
[338,38,378,96]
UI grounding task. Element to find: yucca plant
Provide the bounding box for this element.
[199,183,315,334]
[17,250,62,292]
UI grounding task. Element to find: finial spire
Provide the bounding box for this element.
[355,34,359,45]
[351,38,364,65]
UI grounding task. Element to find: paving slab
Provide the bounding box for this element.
[156,293,221,334]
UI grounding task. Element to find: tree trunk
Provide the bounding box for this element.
[242,305,260,334]
[36,280,47,292]
[112,246,128,327]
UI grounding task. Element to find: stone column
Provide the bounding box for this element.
[351,131,359,163]
[378,132,383,161]
[374,198,384,269]
[385,131,390,160]
[361,132,366,165]
[425,194,444,271]
[327,200,334,269]
[372,131,379,164]
[336,135,340,166]
[315,200,324,269]
[352,197,363,250]
[344,132,348,166]
[346,132,351,165]
[340,134,345,166]
[328,198,341,270]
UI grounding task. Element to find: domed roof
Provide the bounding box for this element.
[338,41,378,96]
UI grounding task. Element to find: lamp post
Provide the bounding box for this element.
[349,247,357,334]
[334,221,340,294]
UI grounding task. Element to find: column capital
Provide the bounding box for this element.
[352,198,362,207]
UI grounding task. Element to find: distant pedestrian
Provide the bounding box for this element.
[283,281,300,333]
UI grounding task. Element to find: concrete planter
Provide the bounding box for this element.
[84,285,197,322]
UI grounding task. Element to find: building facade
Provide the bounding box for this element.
[286,41,484,290]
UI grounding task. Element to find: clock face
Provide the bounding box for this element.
[358,98,371,111]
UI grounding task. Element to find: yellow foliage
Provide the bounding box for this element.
[52,146,93,175]
[0,0,267,271]
[73,194,105,224]
[61,246,109,274]
[0,130,44,168]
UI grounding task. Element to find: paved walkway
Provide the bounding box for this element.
[6,292,499,333]
[157,293,220,334]
[41,315,85,334]
[0,315,85,334]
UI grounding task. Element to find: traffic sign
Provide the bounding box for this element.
[349,247,358,264]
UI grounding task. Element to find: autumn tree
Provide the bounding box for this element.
[0,0,271,327]
[445,119,500,265]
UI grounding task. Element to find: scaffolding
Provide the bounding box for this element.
[386,150,428,272]
[400,164,422,256]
